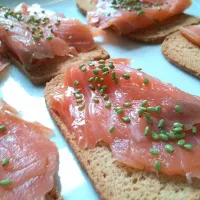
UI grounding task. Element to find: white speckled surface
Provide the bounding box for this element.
[0,1,200,199]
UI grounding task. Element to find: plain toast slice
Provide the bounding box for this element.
[8,45,109,85]
[76,0,200,44]
[45,72,200,200]
[162,31,200,79]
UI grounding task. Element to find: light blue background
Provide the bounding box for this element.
[0,1,199,199]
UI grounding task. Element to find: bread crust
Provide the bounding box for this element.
[76,0,200,44]
[162,31,200,79]
[44,72,200,200]
[8,46,109,85]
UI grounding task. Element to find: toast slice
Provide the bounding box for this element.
[8,46,109,85]
[162,31,200,79]
[46,187,63,200]
[76,0,200,44]
[45,72,200,200]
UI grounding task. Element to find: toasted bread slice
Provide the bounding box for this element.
[45,72,200,200]
[162,31,200,79]
[76,0,200,44]
[8,46,109,85]
[46,187,63,200]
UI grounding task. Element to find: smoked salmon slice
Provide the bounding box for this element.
[0,3,96,69]
[0,100,59,200]
[87,0,192,35]
[51,59,200,180]
[181,24,200,47]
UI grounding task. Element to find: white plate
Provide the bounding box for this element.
[0,1,200,199]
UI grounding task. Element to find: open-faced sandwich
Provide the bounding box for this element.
[0,3,109,84]
[0,100,60,200]
[76,0,200,44]
[45,58,200,200]
[162,24,200,79]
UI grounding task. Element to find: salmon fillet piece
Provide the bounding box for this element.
[50,59,200,181]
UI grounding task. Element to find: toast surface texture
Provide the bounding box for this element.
[8,46,109,85]
[46,188,63,200]
[162,31,200,79]
[76,0,200,43]
[45,73,200,200]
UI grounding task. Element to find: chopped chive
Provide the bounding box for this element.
[123,102,131,107]
[74,88,81,94]
[149,148,159,155]
[88,77,95,82]
[183,144,193,150]
[103,94,109,101]
[55,19,61,25]
[152,131,159,140]
[100,89,104,96]
[94,77,99,82]
[175,104,182,113]
[78,104,85,110]
[114,107,123,114]
[192,126,197,134]
[105,101,111,108]
[73,80,79,86]
[173,122,184,128]
[143,77,149,85]
[93,98,99,103]
[93,69,99,75]
[154,160,161,172]
[79,64,85,69]
[46,35,53,40]
[102,71,109,76]
[122,74,130,80]
[108,62,114,69]
[0,179,11,186]
[137,10,145,15]
[160,130,166,135]
[165,144,174,153]
[138,107,147,117]
[173,127,183,133]
[147,107,156,113]
[81,66,86,72]
[109,126,115,133]
[97,84,101,89]
[100,78,104,82]
[159,134,168,141]
[122,117,131,123]
[75,93,82,99]
[89,84,95,90]
[102,67,109,72]
[155,106,161,114]
[2,158,9,166]
[158,119,165,129]
[177,139,185,147]
[98,64,105,69]
[111,71,116,80]
[76,99,83,103]
[32,35,40,40]
[137,68,142,71]
[173,132,185,139]
[98,59,105,64]
[101,85,108,91]
[88,61,95,66]
[0,125,6,131]
[144,113,153,124]
[141,100,148,107]
[144,126,150,136]
[114,77,119,84]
